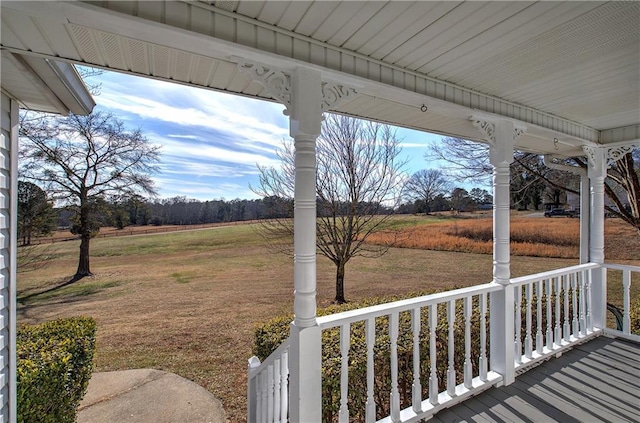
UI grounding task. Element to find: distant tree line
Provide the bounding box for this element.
[23,184,500,245]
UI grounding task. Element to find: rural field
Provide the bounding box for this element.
[17,214,640,422]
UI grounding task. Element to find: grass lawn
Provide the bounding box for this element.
[17,215,640,422]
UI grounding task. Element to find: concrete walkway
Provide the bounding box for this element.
[78,369,228,423]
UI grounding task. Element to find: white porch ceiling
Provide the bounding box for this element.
[1,1,638,157]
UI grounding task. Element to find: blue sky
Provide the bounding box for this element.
[88,70,447,201]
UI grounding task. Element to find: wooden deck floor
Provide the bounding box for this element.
[431,336,640,423]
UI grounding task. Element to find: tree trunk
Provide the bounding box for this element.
[335,261,346,304]
[73,198,92,281]
[74,234,91,281]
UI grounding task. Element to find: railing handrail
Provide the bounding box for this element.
[510,263,599,287]
[248,337,290,379]
[603,263,640,272]
[317,282,500,329]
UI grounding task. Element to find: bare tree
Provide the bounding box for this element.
[428,137,640,233]
[403,169,452,213]
[427,137,492,184]
[253,114,407,303]
[19,112,160,281]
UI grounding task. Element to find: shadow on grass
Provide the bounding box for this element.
[18,278,121,306]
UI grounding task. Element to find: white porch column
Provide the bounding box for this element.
[1,93,18,423]
[584,146,607,330]
[473,118,523,386]
[237,59,356,422]
[543,156,590,263]
[288,67,323,423]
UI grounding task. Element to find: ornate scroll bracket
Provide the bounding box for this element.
[583,143,638,168]
[320,82,357,112]
[236,59,292,114]
[472,119,495,143]
[236,59,357,116]
[471,118,526,145]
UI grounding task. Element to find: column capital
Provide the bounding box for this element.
[236,59,357,118]
[471,117,526,145]
[471,117,525,166]
[584,142,638,169]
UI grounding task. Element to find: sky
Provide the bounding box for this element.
[87,70,449,201]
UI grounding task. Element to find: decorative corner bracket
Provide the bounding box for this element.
[236,59,358,116]
[471,118,526,144]
[583,143,638,168]
[236,59,292,115]
[320,82,357,112]
[472,119,495,144]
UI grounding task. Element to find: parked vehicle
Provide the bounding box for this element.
[544,208,573,217]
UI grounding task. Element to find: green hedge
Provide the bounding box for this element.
[255,291,487,422]
[255,289,582,422]
[17,317,97,423]
[631,296,640,335]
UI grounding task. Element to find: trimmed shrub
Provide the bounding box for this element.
[631,296,640,335]
[255,291,490,422]
[254,289,564,422]
[17,316,97,423]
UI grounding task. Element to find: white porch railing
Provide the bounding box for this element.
[511,263,601,370]
[315,282,503,423]
[603,263,640,342]
[247,262,637,422]
[248,338,290,423]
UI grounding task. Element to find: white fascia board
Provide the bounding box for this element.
[22,56,95,115]
[4,0,600,142]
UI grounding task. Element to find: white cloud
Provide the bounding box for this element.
[152,135,280,169]
[166,134,199,139]
[83,70,444,200]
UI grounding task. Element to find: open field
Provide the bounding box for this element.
[17,215,640,422]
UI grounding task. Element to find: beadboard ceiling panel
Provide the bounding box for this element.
[1,0,638,151]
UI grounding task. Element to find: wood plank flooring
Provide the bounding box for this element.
[430,336,640,423]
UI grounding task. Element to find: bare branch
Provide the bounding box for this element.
[253,114,407,303]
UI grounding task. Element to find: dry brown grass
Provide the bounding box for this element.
[370,215,639,260]
[16,216,640,422]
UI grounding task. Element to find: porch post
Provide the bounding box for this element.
[473,118,523,386]
[1,93,18,423]
[584,146,607,330]
[288,67,323,422]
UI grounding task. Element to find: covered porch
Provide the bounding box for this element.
[1,1,639,422]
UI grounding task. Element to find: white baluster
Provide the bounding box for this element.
[514,285,522,363]
[365,318,376,423]
[281,351,289,423]
[464,297,473,389]
[267,364,274,423]
[585,270,592,332]
[571,273,579,339]
[479,293,488,382]
[254,373,262,423]
[579,271,586,336]
[546,278,553,350]
[339,324,350,423]
[536,280,543,354]
[447,301,456,398]
[390,312,401,422]
[554,277,561,346]
[260,372,267,423]
[411,308,422,414]
[563,275,570,342]
[623,269,631,334]
[429,304,439,405]
[525,283,533,359]
[274,358,281,423]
